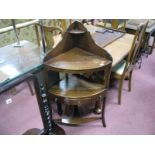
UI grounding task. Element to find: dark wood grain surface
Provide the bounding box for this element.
[45,47,110,73]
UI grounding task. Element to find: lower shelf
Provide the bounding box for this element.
[54,117,102,125]
[48,75,106,100]
[48,75,106,126]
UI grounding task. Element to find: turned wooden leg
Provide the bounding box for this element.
[63,104,75,117]
[27,80,34,96]
[128,71,133,92]
[94,99,102,114]
[150,35,155,55]
[55,98,63,116]
[73,105,80,117]
[124,72,129,80]
[118,78,124,105]
[101,96,106,127]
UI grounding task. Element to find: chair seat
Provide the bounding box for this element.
[112,60,126,77]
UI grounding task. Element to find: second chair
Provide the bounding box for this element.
[112,21,148,104]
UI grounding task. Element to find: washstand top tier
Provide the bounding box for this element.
[44,21,112,73]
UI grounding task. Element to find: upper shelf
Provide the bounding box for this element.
[44,21,113,71]
[44,47,111,73]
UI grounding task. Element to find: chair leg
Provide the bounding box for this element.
[118,78,124,105]
[101,96,106,127]
[56,98,63,116]
[128,71,133,92]
[150,35,155,55]
[63,104,74,117]
[27,80,34,96]
[94,100,102,114]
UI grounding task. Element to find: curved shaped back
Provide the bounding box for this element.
[123,21,148,73]
[43,26,63,50]
[35,24,63,50]
[131,21,148,65]
[51,19,72,32]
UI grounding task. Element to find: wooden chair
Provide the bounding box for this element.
[112,22,148,104]
[26,24,63,96]
[97,19,127,32]
[35,24,63,51]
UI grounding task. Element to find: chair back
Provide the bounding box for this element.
[53,19,72,31]
[103,19,127,31]
[123,22,148,73]
[134,21,148,60]
[131,21,148,65]
[35,24,63,50]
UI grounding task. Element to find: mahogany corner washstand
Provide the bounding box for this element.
[44,21,112,126]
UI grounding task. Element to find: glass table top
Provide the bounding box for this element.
[0,40,44,86]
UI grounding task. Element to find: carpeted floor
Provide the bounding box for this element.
[0,84,43,135]
[0,49,155,135]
